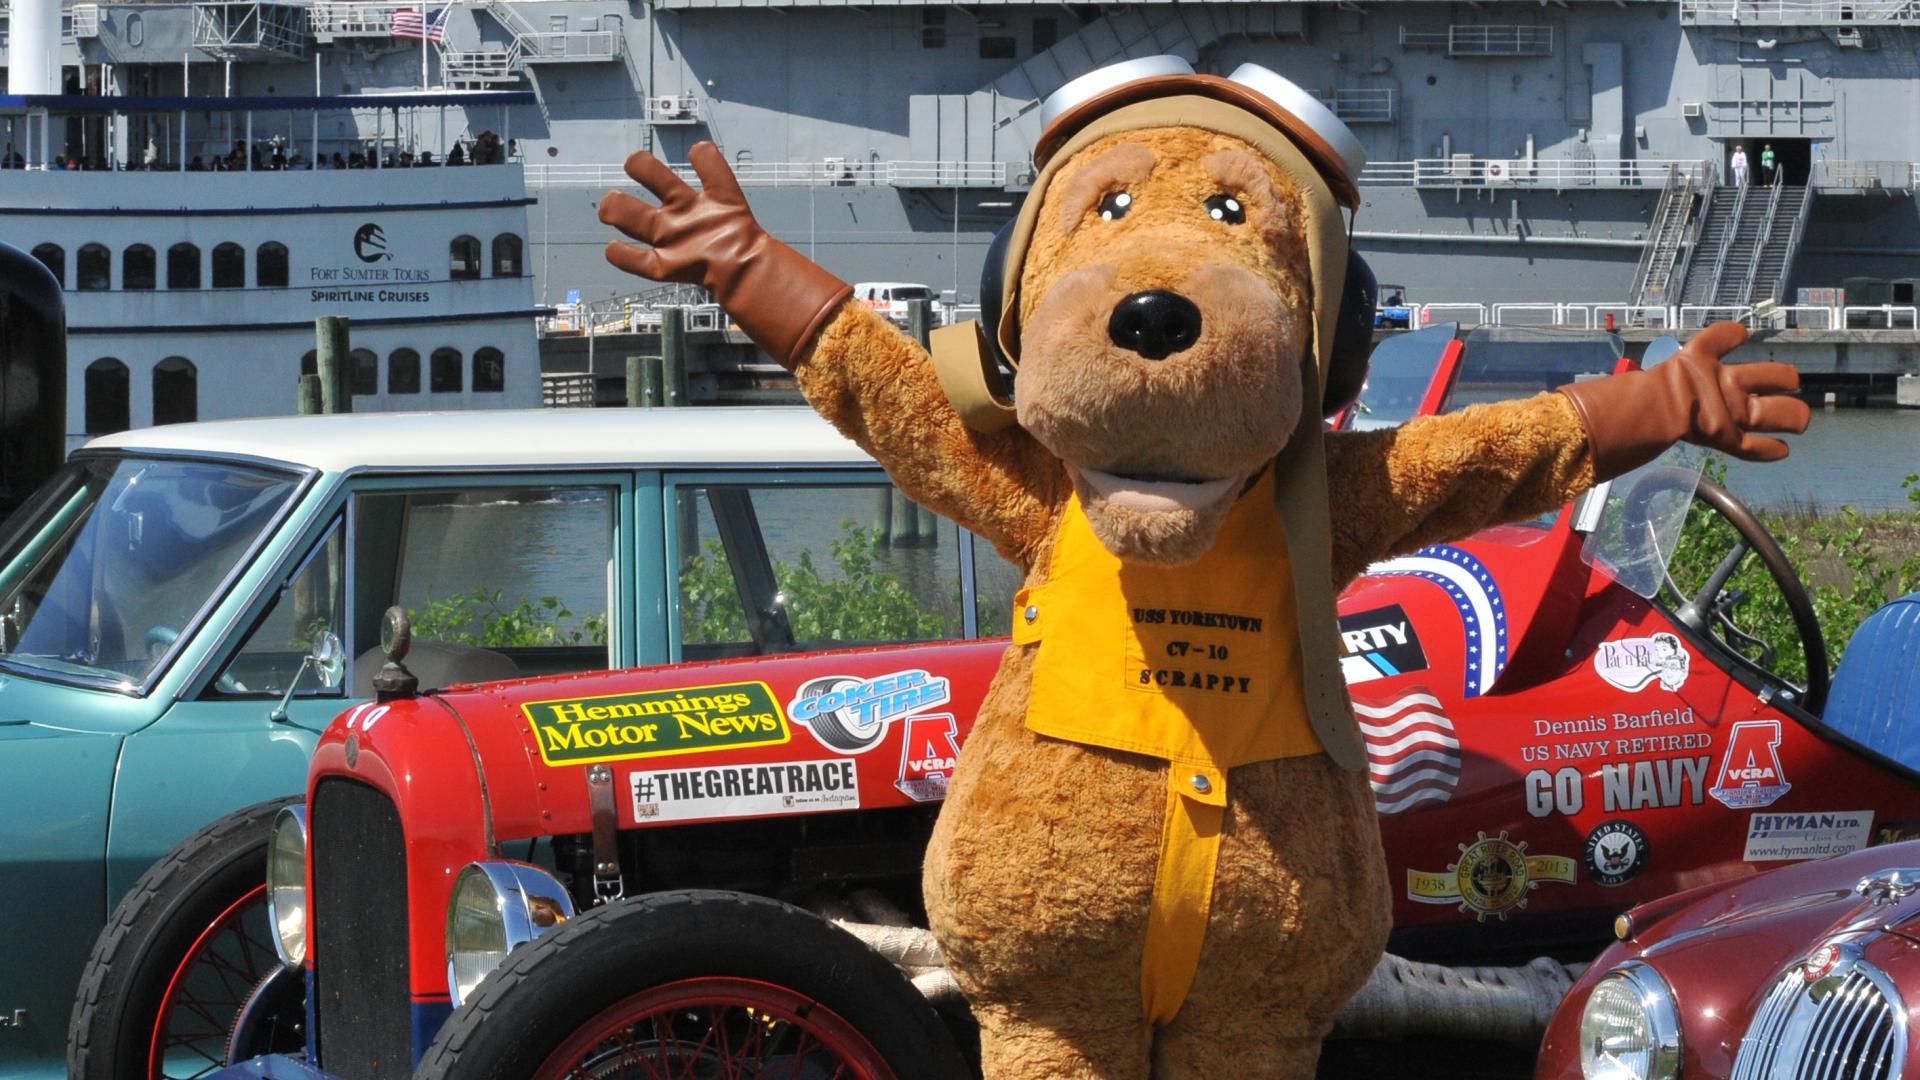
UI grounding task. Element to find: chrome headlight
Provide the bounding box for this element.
[265,805,308,967]
[1579,961,1682,1080]
[445,861,575,1007]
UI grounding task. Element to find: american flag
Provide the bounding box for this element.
[1351,686,1460,815]
[390,7,448,42]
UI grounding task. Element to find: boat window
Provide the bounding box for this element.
[671,480,970,659]
[491,234,522,278]
[31,244,63,288]
[472,348,504,393]
[167,243,200,290]
[212,518,344,700]
[358,485,615,679]
[257,242,289,288]
[388,348,421,394]
[431,348,463,392]
[76,244,110,291]
[449,236,481,281]
[211,243,245,289]
[153,358,197,425]
[979,36,1016,59]
[0,456,301,689]
[350,349,378,396]
[85,359,129,435]
[123,245,156,291]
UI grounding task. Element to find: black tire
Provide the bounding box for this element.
[415,889,970,1080]
[68,795,305,1080]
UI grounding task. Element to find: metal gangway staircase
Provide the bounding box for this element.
[439,0,624,88]
[1674,182,1814,310]
[1628,164,1706,312]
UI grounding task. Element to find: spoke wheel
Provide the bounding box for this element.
[148,885,277,1079]
[69,796,307,1080]
[416,891,967,1080]
[536,977,893,1080]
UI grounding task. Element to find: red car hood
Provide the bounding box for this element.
[1540,841,1920,1080]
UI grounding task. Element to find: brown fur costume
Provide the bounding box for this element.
[785,126,1593,1079]
[603,79,1801,1077]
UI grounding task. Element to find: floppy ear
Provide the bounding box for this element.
[1321,253,1377,417]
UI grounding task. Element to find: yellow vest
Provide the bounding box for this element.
[1011,469,1325,1024]
[1016,468,1324,769]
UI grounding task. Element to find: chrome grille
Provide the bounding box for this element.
[1730,950,1905,1080]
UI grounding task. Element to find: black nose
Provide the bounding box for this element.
[1108,291,1202,360]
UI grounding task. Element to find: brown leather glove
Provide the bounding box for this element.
[1557,321,1810,482]
[600,142,852,369]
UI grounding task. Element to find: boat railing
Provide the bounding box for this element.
[524,160,1008,188]
[1359,157,1710,189]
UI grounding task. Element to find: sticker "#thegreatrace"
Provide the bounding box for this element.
[630,758,859,823]
[521,681,789,766]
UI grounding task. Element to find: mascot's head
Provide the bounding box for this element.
[932,56,1376,565]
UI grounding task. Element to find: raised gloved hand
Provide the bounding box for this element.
[1557,321,1810,482]
[599,142,852,368]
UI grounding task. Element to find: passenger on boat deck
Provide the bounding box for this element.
[332,152,347,170]
[449,142,467,166]
[418,150,436,166]
[188,155,206,172]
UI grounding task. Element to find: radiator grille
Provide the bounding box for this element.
[1730,952,1905,1080]
[311,777,413,1078]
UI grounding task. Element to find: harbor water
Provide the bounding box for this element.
[1719,407,1920,512]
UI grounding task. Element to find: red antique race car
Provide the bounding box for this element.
[123,326,1920,1079]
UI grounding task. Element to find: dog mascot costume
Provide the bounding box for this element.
[601,56,1807,1080]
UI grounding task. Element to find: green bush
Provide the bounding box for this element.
[1667,461,1920,686]
[408,587,608,648]
[679,522,960,645]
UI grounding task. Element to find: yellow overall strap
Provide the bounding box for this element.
[1140,765,1228,1026]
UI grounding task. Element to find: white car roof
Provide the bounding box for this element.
[82,407,876,474]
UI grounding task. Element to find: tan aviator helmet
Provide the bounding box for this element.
[929,55,1368,433]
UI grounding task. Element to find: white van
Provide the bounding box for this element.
[852,282,939,326]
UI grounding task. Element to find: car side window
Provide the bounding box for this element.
[673,481,970,659]
[971,544,1024,637]
[355,485,615,683]
[214,519,345,697]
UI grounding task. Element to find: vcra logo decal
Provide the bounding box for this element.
[787,669,950,754]
[353,223,393,263]
[1709,719,1792,809]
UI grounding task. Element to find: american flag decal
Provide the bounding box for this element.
[1351,686,1460,814]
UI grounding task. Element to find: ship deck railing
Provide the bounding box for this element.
[524,160,1007,188]
[1811,160,1920,190]
[1398,301,1918,332]
[1360,158,1712,189]
[1680,0,1920,24]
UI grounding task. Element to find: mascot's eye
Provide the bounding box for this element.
[1097,191,1133,221]
[1205,194,1246,225]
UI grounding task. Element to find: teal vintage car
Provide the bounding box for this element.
[0,407,1015,1080]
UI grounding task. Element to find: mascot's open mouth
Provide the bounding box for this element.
[1075,467,1238,514]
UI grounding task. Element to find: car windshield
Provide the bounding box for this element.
[0,456,301,688]
[1348,323,1456,430]
[889,287,934,301]
[1442,327,1626,412]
